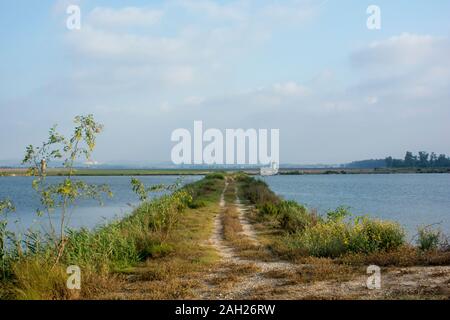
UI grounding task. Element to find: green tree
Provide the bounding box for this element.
[418,151,429,168]
[22,115,112,263]
[430,152,437,167]
[385,156,393,168]
[436,154,449,167]
[404,151,415,167]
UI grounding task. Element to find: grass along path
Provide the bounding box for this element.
[195,176,450,300]
[94,178,226,300]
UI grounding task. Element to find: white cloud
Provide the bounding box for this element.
[259,1,316,24]
[52,0,83,15]
[66,1,318,62]
[273,82,310,97]
[66,26,188,62]
[352,33,449,70]
[351,33,450,103]
[61,0,320,118]
[176,0,318,25]
[159,101,172,112]
[32,1,450,164]
[365,96,378,105]
[184,96,205,106]
[163,66,195,85]
[88,7,163,28]
[175,0,248,21]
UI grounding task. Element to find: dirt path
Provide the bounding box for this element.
[197,181,295,299]
[196,179,450,300]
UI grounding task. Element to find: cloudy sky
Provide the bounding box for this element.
[1,0,449,165]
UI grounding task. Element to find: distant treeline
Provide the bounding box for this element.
[386,151,450,168]
[345,151,450,169]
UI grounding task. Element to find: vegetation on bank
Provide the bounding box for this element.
[236,174,450,264]
[0,176,190,298]
[0,174,226,299]
[0,114,224,299]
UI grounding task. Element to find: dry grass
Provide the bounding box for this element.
[338,246,450,267]
[261,258,357,285]
[0,257,123,300]
[208,273,239,287]
[2,258,70,300]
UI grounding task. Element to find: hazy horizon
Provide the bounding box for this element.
[1,0,450,164]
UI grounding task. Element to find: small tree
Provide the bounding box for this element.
[22,115,112,263]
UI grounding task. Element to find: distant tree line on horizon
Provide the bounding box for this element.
[385,151,450,168]
[345,151,450,169]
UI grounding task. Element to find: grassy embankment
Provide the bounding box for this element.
[235,174,450,267]
[0,174,225,299]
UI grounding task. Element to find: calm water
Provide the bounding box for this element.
[262,174,450,236]
[2,174,449,236]
[0,176,201,231]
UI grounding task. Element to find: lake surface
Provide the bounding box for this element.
[0,176,201,231]
[261,174,450,236]
[1,174,449,237]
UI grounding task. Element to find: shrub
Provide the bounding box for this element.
[188,200,207,209]
[284,213,405,258]
[346,217,405,254]
[188,178,221,199]
[238,177,280,206]
[259,200,318,233]
[417,226,442,251]
[326,206,351,222]
[259,203,280,217]
[278,201,315,233]
[205,172,225,180]
[290,221,349,258]
[141,243,174,258]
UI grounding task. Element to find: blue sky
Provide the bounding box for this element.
[1,0,450,164]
